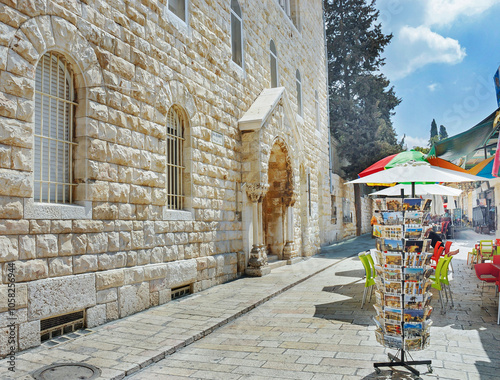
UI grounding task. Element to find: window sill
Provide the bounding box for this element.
[229,60,246,79]
[163,6,190,35]
[163,208,194,221]
[24,199,92,220]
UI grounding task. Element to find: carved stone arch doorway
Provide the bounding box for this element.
[238,87,302,276]
[263,139,295,261]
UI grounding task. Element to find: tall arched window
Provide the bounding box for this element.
[34,52,76,204]
[231,0,243,67]
[270,40,278,88]
[296,70,302,116]
[166,106,185,210]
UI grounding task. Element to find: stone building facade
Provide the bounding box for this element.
[0,0,359,354]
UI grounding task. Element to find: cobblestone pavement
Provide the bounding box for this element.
[0,235,373,380]
[2,232,500,380]
[126,230,500,380]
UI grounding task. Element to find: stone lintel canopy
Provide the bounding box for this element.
[238,87,286,131]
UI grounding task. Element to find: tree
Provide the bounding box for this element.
[439,125,448,140]
[325,0,402,179]
[429,119,438,146]
[414,146,430,154]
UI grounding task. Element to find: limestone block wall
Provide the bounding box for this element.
[0,0,332,354]
[360,195,373,234]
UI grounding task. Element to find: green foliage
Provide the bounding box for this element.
[325,0,402,179]
[413,146,430,154]
[429,119,438,146]
[439,125,448,140]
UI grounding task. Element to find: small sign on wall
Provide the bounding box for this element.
[211,131,224,146]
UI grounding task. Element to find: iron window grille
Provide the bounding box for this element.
[34,52,77,204]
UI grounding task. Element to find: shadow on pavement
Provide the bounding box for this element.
[318,229,500,379]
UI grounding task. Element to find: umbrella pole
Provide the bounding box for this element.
[401,188,405,199]
[412,182,416,198]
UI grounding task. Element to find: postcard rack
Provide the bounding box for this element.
[371,198,433,377]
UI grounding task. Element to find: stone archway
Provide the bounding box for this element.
[263,140,293,259]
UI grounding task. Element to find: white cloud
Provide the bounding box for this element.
[385,26,466,80]
[424,0,500,27]
[404,136,429,149]
[428,83,439,92]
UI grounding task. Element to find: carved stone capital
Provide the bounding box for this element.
[283,191,298,207]
[246,183,269,203]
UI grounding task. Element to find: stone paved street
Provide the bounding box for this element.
[2,232,500,379]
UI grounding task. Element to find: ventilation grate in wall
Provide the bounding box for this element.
[171,284,191,300]
[40,310,85,342]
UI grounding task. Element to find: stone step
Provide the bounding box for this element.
[268,254,287,270]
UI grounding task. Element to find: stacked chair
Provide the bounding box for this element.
[430,255,454,313]
[359,251,376,309]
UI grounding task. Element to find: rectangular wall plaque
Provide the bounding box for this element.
[212,131,224,146]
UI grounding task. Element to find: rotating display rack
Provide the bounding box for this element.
[371,198,433,377]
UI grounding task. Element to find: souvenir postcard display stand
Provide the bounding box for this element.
[372,198,433,377]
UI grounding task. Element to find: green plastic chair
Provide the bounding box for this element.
[480,240,494,262]
[440,255,454,307]
[359,251,376,309]
[430,257,447,312]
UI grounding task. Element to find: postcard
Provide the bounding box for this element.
[403,198,422,211]
[374,198,386,211]
[405,337,422,351]
[403,309,424,323]
[404,211,423,225]
[385,307,403,322]
[404,267,425,282]
[385,321,402,336]
[384,267,402,281]
[384,280,402,294]
[404,240,423,253]
[384,334,403,349]
[404,227,423,240]
[386,199,402,211]
[382,211,404,225]
[384,251,403,265]
[385,294,402,308]
[378,225,404,239]
[379,239,404,252]
[422,199,432,212]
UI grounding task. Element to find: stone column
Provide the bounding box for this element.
[245,183,271,277]
[283,192,297,262]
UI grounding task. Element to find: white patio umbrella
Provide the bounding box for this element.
[347,161,487,186]
[369,184,462,197]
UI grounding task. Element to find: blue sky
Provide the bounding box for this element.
[375,0,500,149]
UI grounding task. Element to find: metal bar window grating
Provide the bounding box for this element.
[166,107,185,210]
[34,51,77,204]
[40,310,85,342]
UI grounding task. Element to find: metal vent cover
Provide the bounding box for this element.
[40,310,85,341]
[171,284,191,300]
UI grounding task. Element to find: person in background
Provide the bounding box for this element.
[371,212,380,238]
[424,227,459,255]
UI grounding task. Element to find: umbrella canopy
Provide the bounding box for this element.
[370,184,462,197]
[425,157,469,173]
[347,161,488,185]
[358,150,427,177]
[468,157,495,179]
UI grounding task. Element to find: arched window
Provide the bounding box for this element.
[231,0,243,67]
[270,40,278,88]
[315,90,320,130]
[166,106,185,210]
[296,70,302,116]
[34,52,76,204]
